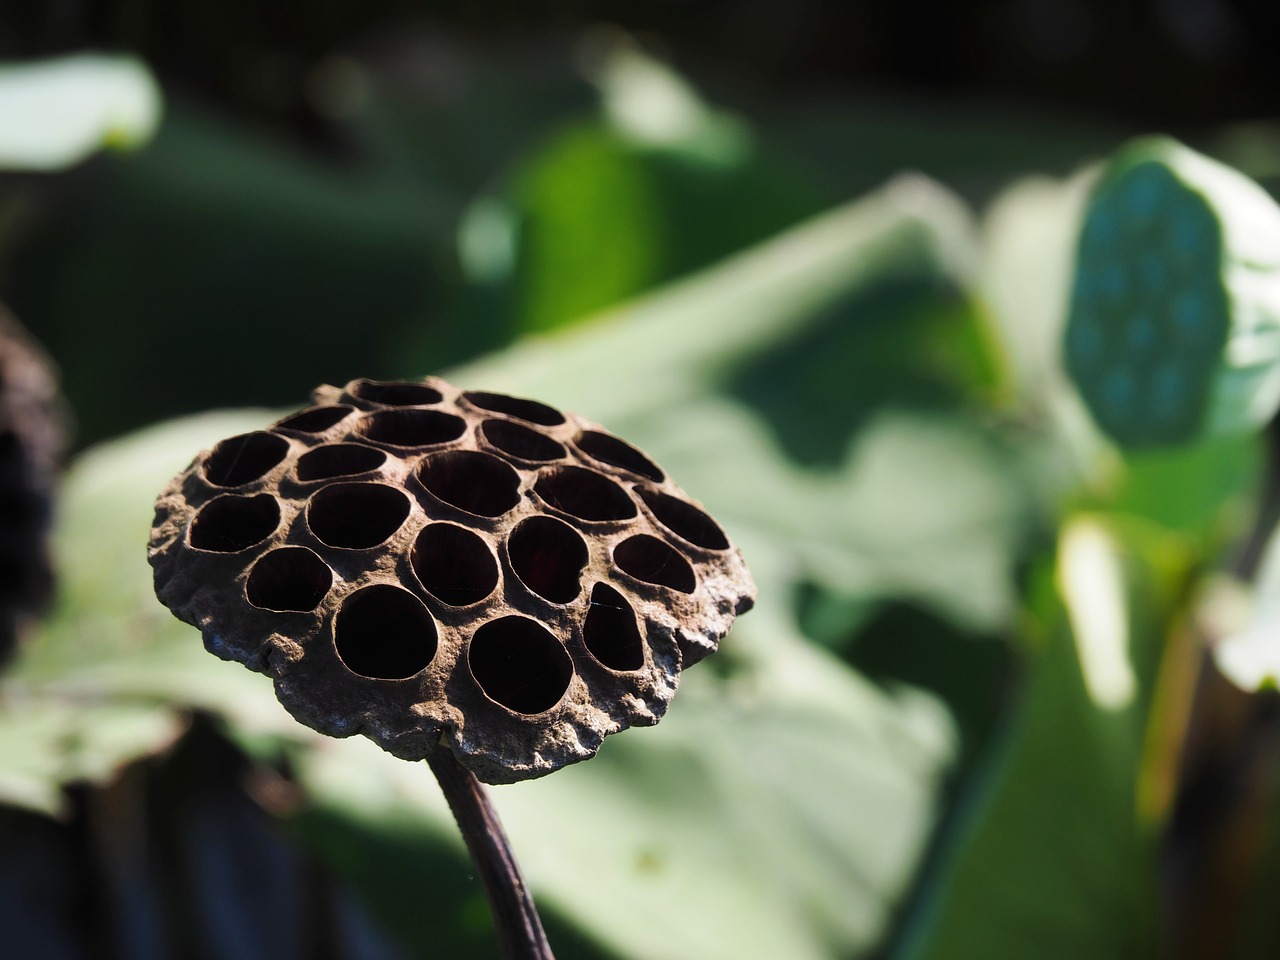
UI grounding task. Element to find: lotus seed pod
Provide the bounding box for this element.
[1063,137,1280,448]
[149,378,754,783]
[0,308,63,662]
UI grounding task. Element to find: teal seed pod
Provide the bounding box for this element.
[1064,137,1280,448]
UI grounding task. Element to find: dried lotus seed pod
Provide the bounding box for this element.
[1064,136,1280,448]
[0,308,64,662]
[149,377,754,783]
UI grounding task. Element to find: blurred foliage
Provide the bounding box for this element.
[0,54,160,170]
[6,17,1280,960]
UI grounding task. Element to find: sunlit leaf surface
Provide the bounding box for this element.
[0,54,161,170]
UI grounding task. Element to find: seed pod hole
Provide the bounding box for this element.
[246,547,332,612]
[412,523,498,606]
[468,617,573,714]
[349,379,444,406]
[189,495,280,553]
[355,409,466,448]
[534,467,636,522]
[203,432,290,487]
[335,585,437,680]
[582,583,644,671]
[481,419,565,462]
[417,451,521,517]
[464,391,565,426]
[614,535,696,593]
[272,404,354,435]
[307,483,410,549]
[508,516,588,604]
[637,489,729,550]
[575,431,663,482]
[295,443,387,482]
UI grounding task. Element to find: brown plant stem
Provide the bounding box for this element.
[426,749,555,960]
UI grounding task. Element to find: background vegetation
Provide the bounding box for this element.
[4,4,1280,958]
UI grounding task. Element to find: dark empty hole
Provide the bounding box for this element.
[412,523,498,606]
[534,467,636,522]
[203,432,290,487]
[295,443,387,482]
[468,617,573,714]
[613,535,696,593]
[481,419,566,462]
[464,391,565,426]
[508,516,588,604]
[335,585,437,680]
[575,431,664,482]
[246,547,333,612]
[637,489,729,549]
[417,451,521,517]
[355,409,466,448]
[583,583,645,671]
[349,379,443,406]
[272,405,354,435]
[189,495,280,552]
[307,483,410,548]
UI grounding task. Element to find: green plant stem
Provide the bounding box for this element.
[426,749,555,960]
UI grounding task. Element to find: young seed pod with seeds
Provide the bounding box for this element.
[148,376,755,784]
[1064,137,1280,448]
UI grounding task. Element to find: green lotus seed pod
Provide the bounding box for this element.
[1064,137,1280,448]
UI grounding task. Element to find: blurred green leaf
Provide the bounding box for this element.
[493,123,665,333]
[0,54,161,171]
[452,174,1025,632]
[1108,432,1261,539]
[0,695,185,817]
[287,650,954,960]
[978,173,1093,412]
[898,515,1179,960]
[0,700,78,815]
[974,170,1124,522]
[457,48,830,340]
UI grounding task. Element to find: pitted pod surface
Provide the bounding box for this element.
[149,376,754,783]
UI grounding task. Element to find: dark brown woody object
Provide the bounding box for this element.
[149,376,754,958]
[0,307,63,664]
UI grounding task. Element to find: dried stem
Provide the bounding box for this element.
[426,749,555,960]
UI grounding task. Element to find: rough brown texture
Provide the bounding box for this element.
[0,308,63,663]
[149,377,754,783]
